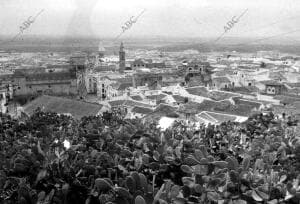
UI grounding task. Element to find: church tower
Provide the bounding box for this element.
[98,41,105,59]
[119,42,125,73]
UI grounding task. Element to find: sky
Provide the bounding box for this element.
[0,0,300,41]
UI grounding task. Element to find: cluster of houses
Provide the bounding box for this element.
[2,45,300,125]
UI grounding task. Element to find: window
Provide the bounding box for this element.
[248,83,252,86]
[232,82,235,87]
[48,85,51,88]
[29,86,32,89]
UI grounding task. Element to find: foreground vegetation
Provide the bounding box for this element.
[0,110,300,204]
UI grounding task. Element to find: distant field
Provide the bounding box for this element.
[1,36,300,55]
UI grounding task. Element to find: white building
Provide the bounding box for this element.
[0,88,8,114]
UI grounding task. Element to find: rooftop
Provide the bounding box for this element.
[286,83,300,88]
[226,86,259,94]
[212,76,231,84]
[154,103,177,115]
[131,106,153,114]
[23,95,103,119]
[130,95,143,101]
[116,82,133,91]
[185,86,209,97]
[172,95,187,103]
[232,97,262,109]
[260,80,283,86]
[108,99,152,109]
[197,111,244,124]
[209,91,239,101]
[146,94,167,101]
[214,69,235,76]
[274,95,300,105]
[25,72,77,81]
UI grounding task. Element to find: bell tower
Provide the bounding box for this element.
[119,42,125,73]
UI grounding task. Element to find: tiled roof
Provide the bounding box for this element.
[206,111,237,122]
[227,86,259,94]
[269,72,285,79]
[187,76,208,87]
[178,100,232,114]
[232,97,262,109]
[180,98,257,117]
[131,106,153,114]
[197,112,217,123]
[209,91,239,101]
[117,82,133,91]
[154,103,177,114]
[286,83,300,88]
[197,111,238,124]
[146,94,167,101]
[124,100,152,108]
[185,86,209,97]
[259,80,283,86]
[196,100,223,111]
[212,76,231,84]
[108,100,126,107]
[0,74,14,81]
[142,104,178,121]
[274,95,300,105]
[108,99,152,108]
[116,77,132,84]
[23,95,103,119]
[178,101,203,114]
[172,95,186,103]
[25,72,76,81]
[272,104,300,115]
[130,95,143,101]
[94,65,116,72]
[214,70,235,76]
[47,64,73,69]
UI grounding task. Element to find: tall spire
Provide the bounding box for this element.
[120,42,124,51]
[119,42,125,73]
